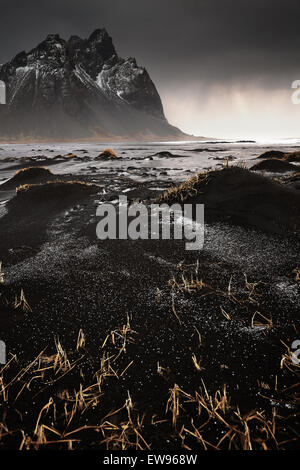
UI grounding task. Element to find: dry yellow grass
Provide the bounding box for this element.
[157,171,211,204]
[0,318,299,450]
[99,148,118,159]
[282,151,300,163]
[0,260,298,450]
[292,267,300,282]
[16,179,100,194]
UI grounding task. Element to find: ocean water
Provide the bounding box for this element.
[0,139,299,184]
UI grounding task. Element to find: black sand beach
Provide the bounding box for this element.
[0,143,299,450]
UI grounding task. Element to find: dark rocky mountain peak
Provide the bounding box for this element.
[0,28,186,140]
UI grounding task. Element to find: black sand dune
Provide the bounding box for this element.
[257,149,300,163]
[1,166,55,190]
[0,178,101,261]
[257,150,286,159]
[250,158,298,173]
[53,153,89,161]
[190,147,226,153]
[95,148,119,160]
[10,180,101,209]
[160,167,300,235]
[150,151,185,158]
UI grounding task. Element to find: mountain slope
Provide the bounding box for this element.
[0,29,187,140]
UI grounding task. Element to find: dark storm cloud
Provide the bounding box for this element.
[1,0,300,86]
[1,0,300,139]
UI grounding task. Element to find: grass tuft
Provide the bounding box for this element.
[98,148,118,160]
[157,171,210,204]
[16,180,100,196]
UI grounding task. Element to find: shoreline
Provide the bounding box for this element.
[0,135,212,145]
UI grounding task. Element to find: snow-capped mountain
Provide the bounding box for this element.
[0,29,186,140]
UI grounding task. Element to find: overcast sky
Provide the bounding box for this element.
[1,0,300,139]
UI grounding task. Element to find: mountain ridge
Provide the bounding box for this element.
[0,29,196,141]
